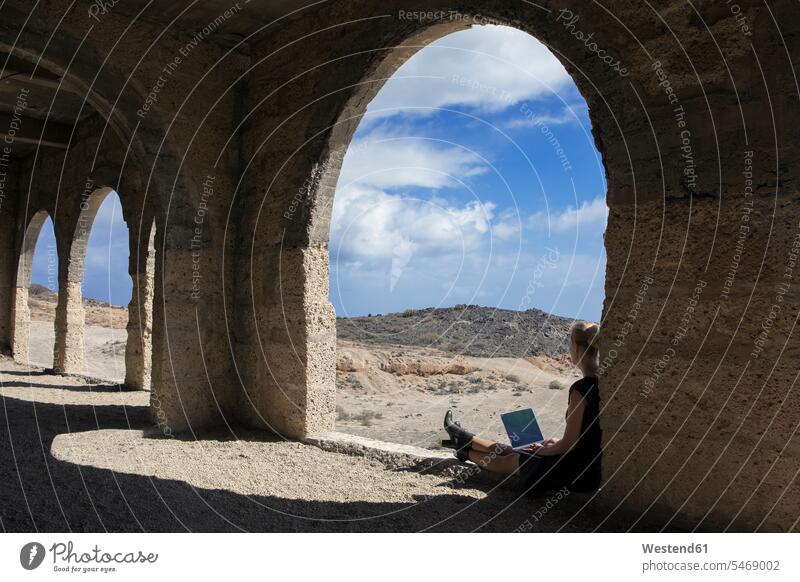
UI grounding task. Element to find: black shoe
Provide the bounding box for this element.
[442,409,473,462]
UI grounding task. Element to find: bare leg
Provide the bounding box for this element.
[468,449,520,475]
[470,436,499,453]
[470,436,513,455]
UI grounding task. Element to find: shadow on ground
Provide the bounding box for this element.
[0,367,673,532]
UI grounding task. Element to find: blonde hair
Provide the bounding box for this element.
[570,321,600,363]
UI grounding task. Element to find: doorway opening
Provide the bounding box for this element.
[13,211,58,369]
[329,24,607,449]
[76,189,130,382]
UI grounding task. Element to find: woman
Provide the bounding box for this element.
[442,321,602,496]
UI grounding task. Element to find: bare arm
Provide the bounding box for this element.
[531,390,586,456]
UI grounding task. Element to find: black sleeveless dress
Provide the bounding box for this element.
[517,376,602,496]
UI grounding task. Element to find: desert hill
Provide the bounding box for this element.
[336,305,576,359]
[28,284,128,329]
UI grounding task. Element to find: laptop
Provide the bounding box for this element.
[501,408,544,453]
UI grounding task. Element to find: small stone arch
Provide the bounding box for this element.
[53,187,117,374]
[12,210,55,364]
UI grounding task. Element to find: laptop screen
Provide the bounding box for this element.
[501,408,544,448]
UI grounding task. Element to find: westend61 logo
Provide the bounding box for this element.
[19,541,158,573]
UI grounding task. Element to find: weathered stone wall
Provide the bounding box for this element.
[0,159,21,353]
[3,0,799,531]
[593,1,800,532]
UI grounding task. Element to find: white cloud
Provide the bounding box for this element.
[331,185,496,265]
[492,208,522,241]
[528,196,607,234]
[338,134,487,191]
[365,25,572,118]
[505,105,585,129]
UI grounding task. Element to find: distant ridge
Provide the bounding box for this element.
[336,305,579,358]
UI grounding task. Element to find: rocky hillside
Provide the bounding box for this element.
[336,305,578,359]
[28,284,128,329]
[26,286,581,358]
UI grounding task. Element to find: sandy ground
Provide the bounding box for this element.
[28,321,126,383]
[26,320,580,448]
[0,355,660,532]
[336,340,579,448]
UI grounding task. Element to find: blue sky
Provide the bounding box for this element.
[30,192,131,307]
[330,25,607,321]
[30,25,606,321]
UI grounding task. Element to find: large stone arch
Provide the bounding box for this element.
[235,1,631,438]
[11,209,55,364]
[232,1,800,530]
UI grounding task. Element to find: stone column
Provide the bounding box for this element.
[148,226,230,434]
[237,245,336,439]
[10,287,30,362]
[600,194,800,532]
[124,224,155,391]
[0,167,18,354]
[0,258,15,356]
[53,280,84,374]
[125,270,154,390]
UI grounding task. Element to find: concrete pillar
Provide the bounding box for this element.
[149,232,229,434]
[53,280,84,374]
[10,210,50,365]
[600,193,800,532]
[125,268,154,391]
[10,287,30,361]
[0,163,19,354]
[124,220,156,391]
[237,245,336,439]
[0,223,15,356]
